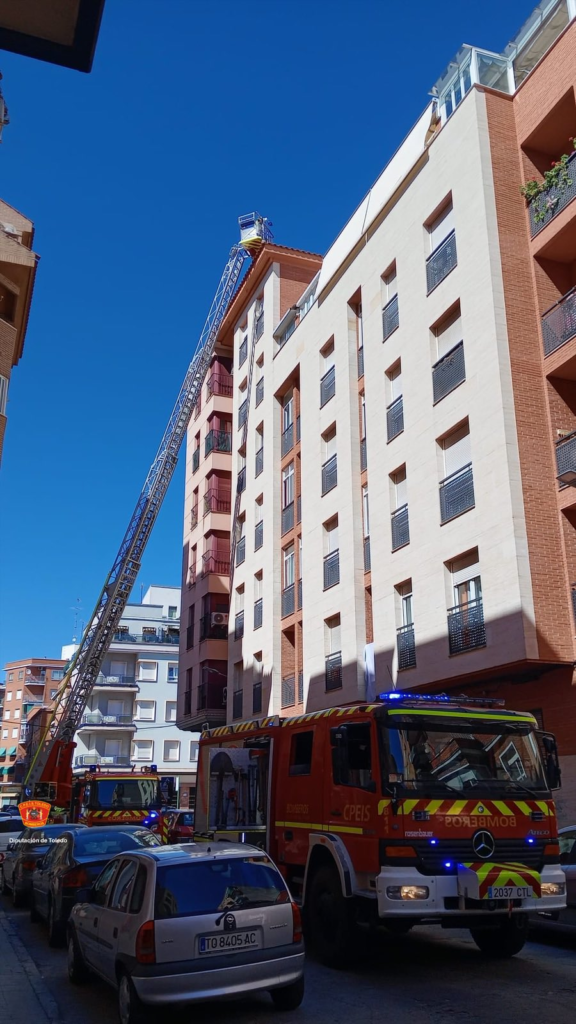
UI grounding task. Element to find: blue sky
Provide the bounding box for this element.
[0,0,532,667]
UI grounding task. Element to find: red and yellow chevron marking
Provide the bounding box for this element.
[461,862,542,898]
[377,797,555,818]
[86,810,146,822]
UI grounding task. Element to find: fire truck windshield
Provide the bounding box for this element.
[91,778,162,810]
[382,720,548,796]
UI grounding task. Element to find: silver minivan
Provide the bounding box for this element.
[67,841,305,1024]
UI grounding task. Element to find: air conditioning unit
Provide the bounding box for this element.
[222,687,228,704]
[211,612,228,626]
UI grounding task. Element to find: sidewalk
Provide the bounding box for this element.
[0,905,61,1023]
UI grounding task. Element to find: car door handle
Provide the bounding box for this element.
[93,918,98,927]
[113,927,118,939]
[330,809,342,816]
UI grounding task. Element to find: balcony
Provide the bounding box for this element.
[447,598,486,655]
[282,501,294,535]
[79,714,135,729]
[556,431,576,484]
[542,288,576,357]
[360,437,367,471]
[364,536,371,572]
[207,372,233,398]
[234,611,244,640]
[190,505,198,529]
[75,754,132,767]
[205,429,232,457]
[199,613,228,642]
[298,672,303,704]
[201,551,230,577]
[397,624,416,670]
[190,680,226,729]
[439,463,475,523]
[281,422,294,457]
[323,550,340,589]
[281,675,295,709]
[325,652,342,692]
[236,536,246,565]
[320,365,336,407]
[426,230,457,294]
[112,631,180,645]
[204,487,231,515]
[297,578,302,610]
[282,584,295,617]
[321,455,338,495]
[529,152,576,237]
[358,346,364,378]
[386,397,404,441]
[233,690,243,719]
[255,520,263,550]
[382,294,399,341]
[94,674,138,689]
[256,377,264,406]
[237,467,246,493]
[252,681,262,715]
[238,399,248,429]
[255,447,264,476]
[239,338,248,366]
[186,625,194,649]
[432,341,465,403]
[192,448,200,474]
[254,599,263,629]
[391,504,410,551]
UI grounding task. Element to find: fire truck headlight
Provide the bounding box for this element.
[387,885,429,901]
[541,882,565,897]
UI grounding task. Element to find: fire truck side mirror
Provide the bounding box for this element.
[537,731,562,791]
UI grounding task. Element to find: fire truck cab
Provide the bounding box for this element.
[70,765,168,837]
[196,694,566,965]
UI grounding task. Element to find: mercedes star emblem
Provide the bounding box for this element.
[472,830,496,859]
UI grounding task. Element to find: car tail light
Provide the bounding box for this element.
[21,858,37,871]
[63,867,90,888]
[136,920,156,964]
[291,902,302,943]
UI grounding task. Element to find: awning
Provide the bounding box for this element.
[0,748,6,757]
[8,747,17,756]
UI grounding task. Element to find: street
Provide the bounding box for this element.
[2,893,575,1024]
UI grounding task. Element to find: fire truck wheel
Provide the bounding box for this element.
[470,914,529,957]
[270,976,305,1011]
[307,864,358,968]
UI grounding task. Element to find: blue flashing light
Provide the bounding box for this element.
[526,837,535,844]
[378,691,452,702]
[149,811,158,819]
[444,861,453,869]
[429,839,438,845]
[143,817,151,827]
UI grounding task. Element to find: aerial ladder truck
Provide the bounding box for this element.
[22,213,273,833]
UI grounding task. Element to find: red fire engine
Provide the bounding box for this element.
[70,766,170,841]
[195,693,566,964]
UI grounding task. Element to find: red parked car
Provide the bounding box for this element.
[165,809,194,843]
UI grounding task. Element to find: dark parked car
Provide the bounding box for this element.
[165,809,194,844]
[1,824,87,907]
[30,825,162,946]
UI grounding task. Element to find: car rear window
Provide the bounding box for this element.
[0,819,23,833]
[73,829,160,857]
[154,857,288,919]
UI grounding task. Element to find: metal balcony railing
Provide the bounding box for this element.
[296,494,301,523]
[79,714,135,728]
[397,623,416,669]
[386,397,404,441]
[447,598,486,655]
[282,584,295,617]
[391,504,410,550]
[112,631,180,645]
[239,338,248,366]
[432,341,465,403]
[238,399,248,428]
[281,676,295,708]
[237,467,246,493]
[426,230,457,293]
[255,316,264,340]
[192,448,200,473]
[439,463,475,523]
[254,599,263,629]
[204,488,231,515]
[382,294,399,340]
[201,551,230,577]
[252,682,262,715]
[360,437,367,471]
[323,550,340,589]
[255,446,264,476]
[235,536,246,565]
[75,755,132,767]
[205,429,232,456]
[234,611,244,640]
[542,288,576,356]
[233,690,243,719]
[529,152,576,237]
[282,501,294,534]
[197,680,227,712]
[255,520,263,550]
[321,455,338,495]
[206,372,233,398]
[320,365,336,407]
[188,564,197,587]
[281,422,294,457]
[556,431,576,480]
[199,613,228,642]
[255,377,264,405]
[190,505,198,528]
[357,346,364,378]
[297,578,302,610]
[364,536,371,571]
[296,415,301,442]
[298,671,304,704]
[325,652,342,691]
[186,624,194,649]
[95,674,137,688]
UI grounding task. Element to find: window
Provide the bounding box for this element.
[129,865,148,915]
[283,544,295,588]
[440,422,474,523]
[426,202,457,293]
[323,517,340,589]
[168,663,178,682]
[132,740,153,761]
[435,307,462,360]
[7,672,13,682]
[168,605,178,619]
[2,730,7,739]
[5,692,11,701]
[137,661,158,682]
[362,485,370,538]
[13,709,20,719]
[447,550,485,654]
[282,389,294,431]
[433,306,465,403]
[282,462,294,507]
[429,203,454,252]
[452,553,482,608]
[4,711,9,719]
[332,722,373,788]
[382,266,399,340]
[15,689,22,699]
[325,614,341,655]
[164,740,180,762]
[135,700,155,721]
[254,572,263,602]
[386,363,403,441]
[320,340,336,406]
[50,689,58,699]
[92,860,120,907]
[51,670,64,681]
[189,740,199,762]
[322,426,337,494]
[0,374,7,415]
[289,731,314,776]
[109,860,138,912]
[165,701,177,723]
[11,728,18,739]
[18,671,23,679]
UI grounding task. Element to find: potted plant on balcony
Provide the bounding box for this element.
[520,137,576,225]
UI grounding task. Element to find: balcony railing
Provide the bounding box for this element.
[112,631,180,645]
[426,230,457,293]
[95,674,137,688]
[237,466,246,493]
[238,400,248,428]
[391,504,410,550]
[255,520,263,550]
[282,501,294,534]
[296,415,301,442]
[205,429,232,457]
[192,448,200,473]
[234,611,244,640]
[542,288,576,356]
[252,682,262,715]
[190,505,198,528]
[556,431,576,481]
[197,680,226,712]
[233,690,243,719]
[297,578,302,610]
[188,564,196,587]
[206,372,233,398]
[79,714,135,728]
[199,613,228,642]
[360,437,367,471]
[255,316,264,340]
[282,584,295,617]
[296,494,301,523]
[323,550,340,589]
[254,599,263,629]
[529,151,576,237]
[256,377,264,406]
[281,675,295,708]
[364,536,371,572]
[397,624,416,669]
[236,536,246,565]
[325,652,343,691]
[320,365,336,407]
[186,625,194,649]
[281,422,294,457]
[357,346,364,378]
[239,338,248,366]
[382,294,399,340]
[201,551,230,576]
[432,341,465,403]
[75,755,132,767]
[386,397,404,441]
[439,463,475,523]
[255,447,264,476]
[321,455,338,495]
[448,598,486,655]
[298,671,303,704]
[204,487,231,515]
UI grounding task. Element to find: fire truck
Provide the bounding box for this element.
[195,692,566,964]
[70,766,170,839]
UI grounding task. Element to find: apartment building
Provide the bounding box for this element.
[0,658,66,806]
[0,202,38,462]
[179,0,576,820]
